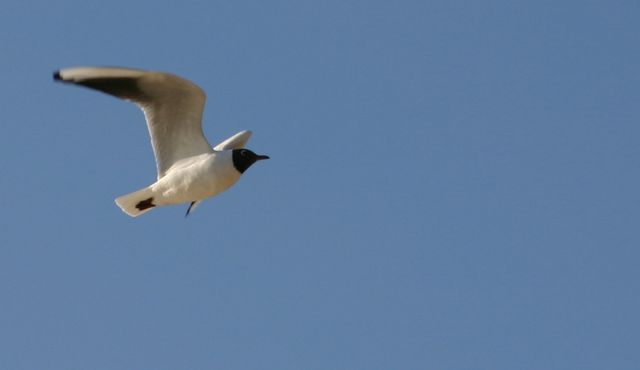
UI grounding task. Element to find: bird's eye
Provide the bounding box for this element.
[241,150,248,156]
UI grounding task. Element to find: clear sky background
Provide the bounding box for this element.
[1,1,639,369]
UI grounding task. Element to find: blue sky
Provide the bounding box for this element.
[1,0,639,369]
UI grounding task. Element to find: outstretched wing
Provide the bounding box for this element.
[54,66,213,179]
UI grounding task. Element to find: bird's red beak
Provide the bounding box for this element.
[256,155,270,161]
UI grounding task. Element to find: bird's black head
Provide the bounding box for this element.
[232,149,269,174]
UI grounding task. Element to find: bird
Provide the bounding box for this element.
[54,66,269,217]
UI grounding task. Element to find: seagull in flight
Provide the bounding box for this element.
[54,66,269,217]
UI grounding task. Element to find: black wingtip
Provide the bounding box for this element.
[53,70,62,81]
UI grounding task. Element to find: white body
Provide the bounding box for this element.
[114,150,242,217]
[150,151,240,206]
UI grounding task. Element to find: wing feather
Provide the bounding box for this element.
[213,130,252,151]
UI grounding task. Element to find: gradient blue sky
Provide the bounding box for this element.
[1,1,639,369]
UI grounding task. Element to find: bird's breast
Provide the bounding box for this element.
[152,152,241,205]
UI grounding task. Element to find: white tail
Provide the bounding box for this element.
[115,186,157,217]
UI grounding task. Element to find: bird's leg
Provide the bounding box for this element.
[185,201,196,217]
